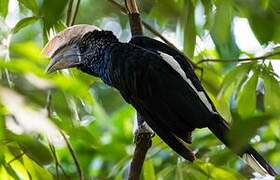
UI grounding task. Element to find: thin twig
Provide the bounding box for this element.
[70,0,81,26]
[48,143,59,179]
[60,130,84,180]
[123,1,153,179]
[7,153,25,165]
[196,51,280,65]
[107,0,200,70]
[49,143,70,179]
[45,92,71,179]
[142,21,177,48]
[66,0,74,26]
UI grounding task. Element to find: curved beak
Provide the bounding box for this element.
[46,45,82,73]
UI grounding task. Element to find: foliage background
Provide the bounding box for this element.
[0,0,280,179]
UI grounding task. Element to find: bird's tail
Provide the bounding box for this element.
[208,113,277,176]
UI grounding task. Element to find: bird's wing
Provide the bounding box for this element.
[108,44,215,156]
[108,43,277,176]
[129,36,215,107]
[125,39,277,176]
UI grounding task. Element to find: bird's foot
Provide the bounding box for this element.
[134,122,154,144]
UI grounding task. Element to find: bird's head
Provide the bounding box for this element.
[43,24,118,74]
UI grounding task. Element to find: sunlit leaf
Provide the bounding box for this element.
[143,159,156,180]
[3,164,20,180]
[261,66,280,111]
[237,69,258,118]
[157,165,175,180]
[210,0,240,59]
[68,126,100,148]
[13,135,53,166]
[229,113,277,152]
[193,160,246,180]
[0,0,9,18]
[17,0,38,14]
[220,62,255,96]
[183,1,196,58]
[12,16,41,34]
[40,0,68,30]
[22,155,53,179]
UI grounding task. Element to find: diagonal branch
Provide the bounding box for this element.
[60,130,84,180]
[66,0,81,27]
[196,51,280,64]
[107,0,200,70]
[124,1,153,180]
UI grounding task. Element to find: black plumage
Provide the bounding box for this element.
[46,28,277,176]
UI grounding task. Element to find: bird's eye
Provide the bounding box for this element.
[79,44,87,53]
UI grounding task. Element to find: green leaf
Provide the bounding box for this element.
[17,0,38,14]
[201,0,214,29]
[12,16,41,34]
[157,166,175,180]
[23,155,53,179]
[3,164,20,180]
[263,47,280,59]
[220,62,255,95]
[193,160,246,180]
[183,1,196,58]
[69,126,100,148]
[143,159,156,180]
[40,0,68,30]
[248,9,278,44]
[210,0,240,59]
[262,66,280,111]
[229,113,277,152]
[0,0,9,18]
[237,69,259,118]
[14,135,53,166]
[53,20,67,32]
[149,0,182,26]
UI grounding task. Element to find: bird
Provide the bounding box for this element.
[43,24,277,176]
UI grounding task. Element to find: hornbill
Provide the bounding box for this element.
[43,24,277,176]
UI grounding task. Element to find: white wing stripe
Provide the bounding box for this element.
[159,52,214,112]
[242,153,269,176]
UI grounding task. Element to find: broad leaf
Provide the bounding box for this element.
[0,0,9,18]
[143,159,156,180]
[183,1,196,58]
[17,0,38,14]
[12,16,41,34]
[210,0,240,59]
[40,0,68,30]
[14,135,53,166]
[229,113,277,152]
[237,69,258,118]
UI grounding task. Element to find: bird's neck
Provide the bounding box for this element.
[79,32,118,85]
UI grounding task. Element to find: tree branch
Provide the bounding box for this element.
[107,0,200,70]
[123,1,153,180]
[196,51,280,65]
[60,130,84,180]
[7,153,25,165]
[71,0,81,26]
[66,0,74,26]
[66,0,81,26]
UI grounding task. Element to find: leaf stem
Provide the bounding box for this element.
[123,0,153,179]
[71,0,81,26]
[7,153,25,165]
[107,0,200,70]
[60,130,84,180]
[66,0,74,26]
[196,51,280,64]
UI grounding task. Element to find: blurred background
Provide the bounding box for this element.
[1,0,280,179]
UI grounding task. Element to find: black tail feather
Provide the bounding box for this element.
[208,113,277,176]
[145,118,195,161]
